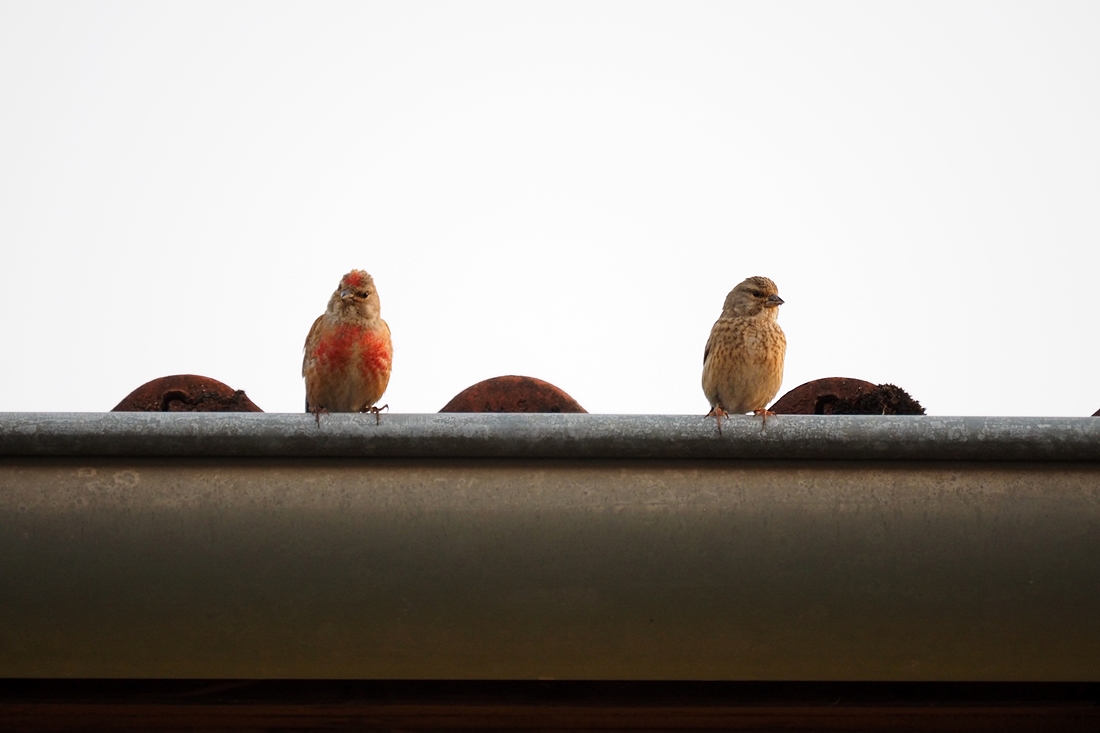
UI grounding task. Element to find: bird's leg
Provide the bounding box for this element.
[705,405,729,435]
[310,406,329,428]
[362,403,390,425]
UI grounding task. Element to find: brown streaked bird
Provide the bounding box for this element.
[701,276,786,432]
[303,269,392,424]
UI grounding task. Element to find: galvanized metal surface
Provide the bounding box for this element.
[2,412,1100,460]
[2,452,1099,680]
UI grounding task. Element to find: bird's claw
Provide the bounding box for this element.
[753,408,776,430]
[705,406,729,435]
[363,403,389,425]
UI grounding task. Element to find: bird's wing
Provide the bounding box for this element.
[302,314,325,377]
[703,326,716,366]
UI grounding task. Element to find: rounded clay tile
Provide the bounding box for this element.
[771,377,924,415]
[440,375,586,413]
[112,374,263,412]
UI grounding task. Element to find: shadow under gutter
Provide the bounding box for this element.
[1,413,1098,681]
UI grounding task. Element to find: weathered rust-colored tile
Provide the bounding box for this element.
[440,375,586,413]
[112,375,263,412]
[772,378,924,415]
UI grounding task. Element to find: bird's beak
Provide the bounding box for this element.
[766,294,785,307]
[339,288,355,300]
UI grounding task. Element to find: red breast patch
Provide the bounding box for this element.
[360,329,393,376]
[313,324,391,376]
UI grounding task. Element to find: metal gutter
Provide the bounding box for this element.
[1,413,1099,681]
[2,412,1099,460]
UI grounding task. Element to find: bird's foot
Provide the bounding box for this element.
[705,406,729,435]
[309,406,329,428]
[753,408,776,429]
[362,403,389,425]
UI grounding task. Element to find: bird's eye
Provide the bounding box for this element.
[751,290,764,298]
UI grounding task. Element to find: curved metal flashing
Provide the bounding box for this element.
[1,412,1099,461]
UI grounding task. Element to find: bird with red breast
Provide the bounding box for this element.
[702,275,786,432]
[303,269,392,423]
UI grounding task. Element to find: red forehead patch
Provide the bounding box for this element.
[343,271,366,289]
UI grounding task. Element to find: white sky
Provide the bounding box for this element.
[1,1,1097,416]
